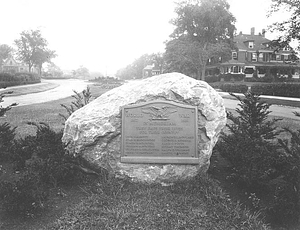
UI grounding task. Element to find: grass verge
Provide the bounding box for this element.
[0,81,59,97]
[45,175,269,230]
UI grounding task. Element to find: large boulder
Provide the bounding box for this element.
[62,73,226,184]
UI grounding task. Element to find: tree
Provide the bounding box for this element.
[73,65,90,79]
[164,0,236,80]
[43,62,63,78]
[14,29,56,74]
[0,44,14,66]
[116,53,164,80]
[268,0,300,49]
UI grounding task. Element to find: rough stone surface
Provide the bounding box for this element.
[62,72,226,184]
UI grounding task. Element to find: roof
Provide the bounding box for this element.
[220,59,245,66]
[143,65,154,70]
[234,33,271,51]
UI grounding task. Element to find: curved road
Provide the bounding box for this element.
[2,79,91,107]
[2,79,299,120]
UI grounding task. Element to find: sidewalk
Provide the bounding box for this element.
[218,91,300,103]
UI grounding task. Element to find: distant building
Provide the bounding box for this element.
[207,27,300,78]
[142,64,161,78]
[0,56,38,74]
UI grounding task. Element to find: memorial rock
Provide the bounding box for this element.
[62,72,226,184]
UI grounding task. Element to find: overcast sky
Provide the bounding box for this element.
[0,0,286,75]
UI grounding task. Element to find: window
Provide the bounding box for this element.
[251,53,257,62]
[249,41,254,49]
[276,54,281,61]
[232,52,237,60]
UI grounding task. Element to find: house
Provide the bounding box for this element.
[207,27,300,78]
[142,64,161,78]
[0,56,38,74]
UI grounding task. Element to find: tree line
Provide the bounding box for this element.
[116,0,300,81]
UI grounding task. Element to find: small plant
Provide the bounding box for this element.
[59,86,92,122]
[217,90,300,227]
[0,88,17,161]
[217,91,281,186]
[11,122,85,186]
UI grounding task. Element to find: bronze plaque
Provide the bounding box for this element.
[121,100,198,164]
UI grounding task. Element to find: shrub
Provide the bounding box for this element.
[216,83,248,93]
[217,91,300,227]
[0,123,16,161]
[59,86,92,122]
[251,83,300,98]
[11,122,84,186]
[217,91,281,186]
[205,75,220,83]
[219,73,245,82]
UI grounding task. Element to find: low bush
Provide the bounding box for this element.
[219,73,245,82]
[0,122,87,216]
[11,122,83,186]
[217,91,300,227]
[205,75,220,83]
[215,83,248,93]
[0,123,16,161]
[251,83,300,98]
[0,72,41,88]
[59,86,92,122]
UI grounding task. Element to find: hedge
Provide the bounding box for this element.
[219,73,245,82]
[214,83,248,93]
[0,72,41,88]
[251,83,300,98]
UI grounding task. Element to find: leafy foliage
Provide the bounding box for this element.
[116,53,164,80]
[217,90,300,226]
[0,123,16,161]
[164,0,235,80]
[0,44,14,65]
[59,86,92,122]
[268,0,300,49]
[14,29,56,73]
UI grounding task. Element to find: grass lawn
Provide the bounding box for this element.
[1,83,300,229]
[0,80,59,97]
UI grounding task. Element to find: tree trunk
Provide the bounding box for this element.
[197,68,201,80]
[201,67,206,81]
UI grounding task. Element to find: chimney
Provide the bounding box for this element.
[251,27,255,35]
[262,29,266,37]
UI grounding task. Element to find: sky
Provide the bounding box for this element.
[0,0,288,76]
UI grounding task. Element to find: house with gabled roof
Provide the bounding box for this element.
[142,64,161,78]
[0,56,38,74]
[207,27,300,78]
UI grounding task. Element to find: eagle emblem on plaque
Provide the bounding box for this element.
[141,106,177,120]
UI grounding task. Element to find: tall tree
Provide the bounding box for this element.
[73,65,90,79]
[268,0,300,49]
[14,29,56,73]
[116,53,164,80]
[165,0,235,80]
[0,44,14,66]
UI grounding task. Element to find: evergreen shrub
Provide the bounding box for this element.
[217,91,300,226]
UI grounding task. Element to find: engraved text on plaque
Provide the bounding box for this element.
[121,100,198,164]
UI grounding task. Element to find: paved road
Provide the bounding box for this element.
[2,79,91,107]
[222,98,300,120]
[2,79,299,120]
